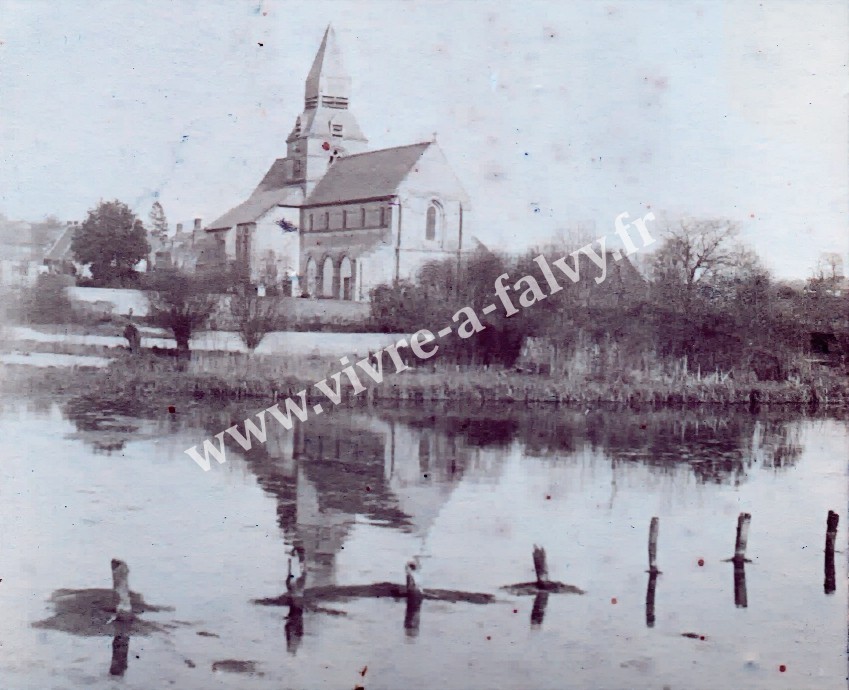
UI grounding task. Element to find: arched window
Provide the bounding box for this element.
[322,256,335,297]
[305,257,317,297]
[426,201,443,242]
[339,256,353,300]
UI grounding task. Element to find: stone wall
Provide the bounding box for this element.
[64,286,370,326]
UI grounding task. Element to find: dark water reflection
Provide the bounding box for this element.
[1,394,845,690]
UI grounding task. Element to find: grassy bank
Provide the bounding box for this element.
[5,350,848,408]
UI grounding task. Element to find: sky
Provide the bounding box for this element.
[0,0,846,279]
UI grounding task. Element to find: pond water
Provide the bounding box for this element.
[0,395,845,689]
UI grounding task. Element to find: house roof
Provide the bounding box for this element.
[207,160,305,230]
[303,141,432,207]
[44,225,76,262]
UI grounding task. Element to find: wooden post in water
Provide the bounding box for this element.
[285,603,304,655]
[110,559,132,620]
[109,619,131,676]
[733,513,752,562]
[404,560,423,637]
[733,561,748,608]
[824,510,838,595]
[286,546,307,596]
[533,545,549,586]
[285,545,306,654]
[648,517,660,574]
[405,559,424,600]
[645,572,658,628]
[530,591,549,628]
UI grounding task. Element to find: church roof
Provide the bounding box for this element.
[303,141,432,207]
[207,159,304,230]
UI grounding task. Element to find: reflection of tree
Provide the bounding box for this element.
[377,404,818,487]
[63,392,143,454]
[752,420,803,470]
[397,408,520,448]
[589,411,752,486]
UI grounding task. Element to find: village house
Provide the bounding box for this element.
[1,217,70,286]
[41,222,80,277]
[204,24,469,301]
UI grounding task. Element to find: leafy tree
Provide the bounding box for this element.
[71,200,150,285]
[148,201,169,242]
[146,269,220,357]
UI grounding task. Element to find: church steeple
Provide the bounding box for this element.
[304,24,350,110]
[285,25,368,193]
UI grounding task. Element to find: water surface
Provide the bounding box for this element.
[0,397,845,689]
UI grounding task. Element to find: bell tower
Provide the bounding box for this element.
[285,25,369,193]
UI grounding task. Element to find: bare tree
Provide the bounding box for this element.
[230,287,283,351]
[146,270,220,358]
[650,218,741,308]
[537,222,598,255]
[811,252,844,284]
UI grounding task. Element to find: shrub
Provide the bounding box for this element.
[23,274,75,324]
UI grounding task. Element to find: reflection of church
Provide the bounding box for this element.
[249,410,488,588]
[205,25,470,300]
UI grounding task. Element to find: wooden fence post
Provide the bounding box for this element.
[733,513,752,562]
[648,517,660,574]
[110,559,132,619]
[404,560,423,637]
[405,559,424,601]
[533,545,549,586]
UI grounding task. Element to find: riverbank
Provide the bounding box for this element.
[5,350,848,409]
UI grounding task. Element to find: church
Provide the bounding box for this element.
[205,25,470,301]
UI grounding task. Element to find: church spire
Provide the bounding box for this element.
[304,24,351,110]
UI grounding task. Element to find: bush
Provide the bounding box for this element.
[22,274,75,324]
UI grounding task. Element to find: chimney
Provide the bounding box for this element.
[176,222,183,234]
[194,218,202,232]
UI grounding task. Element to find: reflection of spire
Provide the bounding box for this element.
[387,427,469,544]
